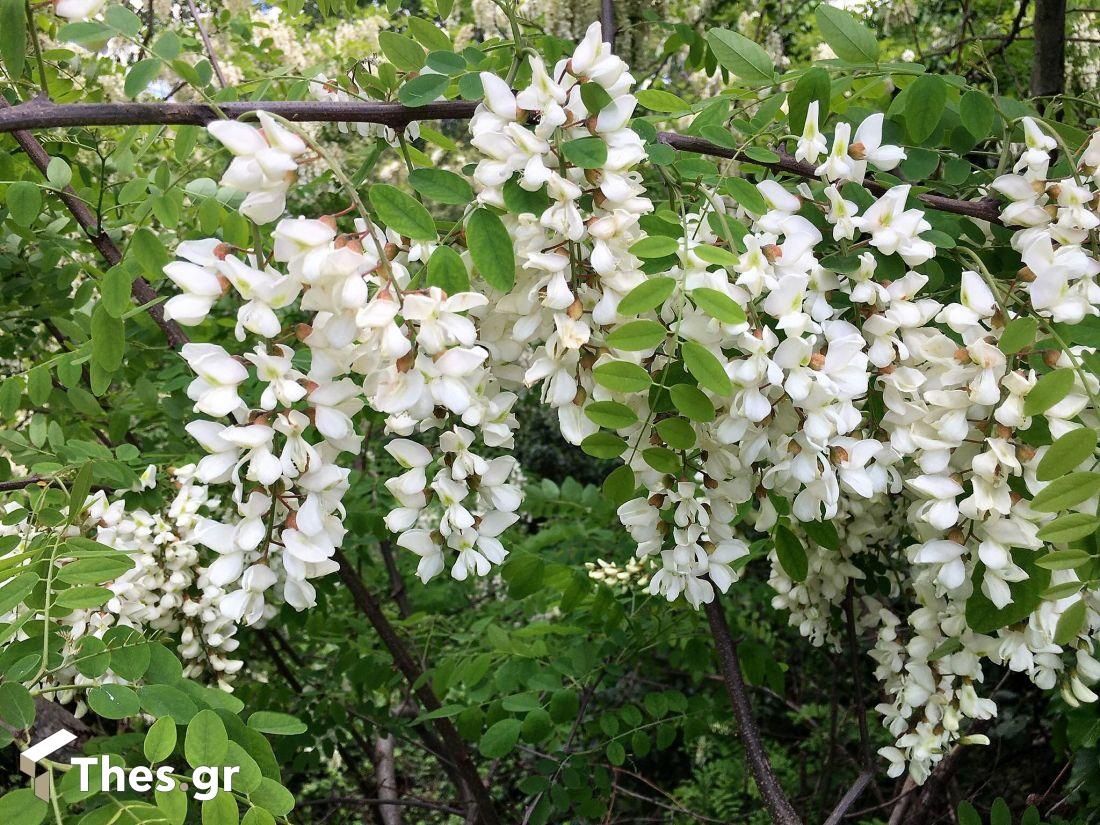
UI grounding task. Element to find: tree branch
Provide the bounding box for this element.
[334,548,501,825]
[703,594,802,825]
[0,97,1005,225]
[600,0,616,49]
[185,0,228,90]
[0,97,191,350]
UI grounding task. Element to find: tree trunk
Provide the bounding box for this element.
[1030,0,1067,99]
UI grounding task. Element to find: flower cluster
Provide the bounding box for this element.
[151,23,1100,786]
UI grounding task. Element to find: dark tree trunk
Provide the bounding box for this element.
[1030,0,1067,99]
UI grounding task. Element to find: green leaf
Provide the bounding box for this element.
[691,288,746,325]
[656,417,696,450]
[1054,599,1086,645]
[803,519,840,551]
[681,341,731,395]
[124,58,160,98]
[629,236,679,259]
[479,718,522,758]
[6,180,41,227]
[788,67,830,134]
[720,177,768,214]
[91,304,125,373]
[144,716,178,762]
[585,401,639,429]
[561,137,607,169]
[1024,368,1075,417]
[185,709,229,769]
[580,431,627,459]
[1031,471,1100,512]
[999,316,1038,355]
[57,20,111,47]
[407,16,451,51]
[966,550,1049,633]
[0,572,39,614]
[57,554,135,585]
[104,4,142,36]
[815,4,879,63]
[0,789,46,825]
[138,683,198,723]
[1035,549,1091,570]
[202,793,238,825]
[0,683,34,730]
[603,465,635,505]
[54,585,113,609]
[579,82,612,114]
[0,0,26,83]
[46,157,72,189]
[693,244,740,267]
[904,75,946,143]
[960,90,995,139]
[593,360,651,394]
[705,29,774,84]
[88,683,140,720]
[636,89,689,113]
[407,168,474,205]
[102,264,135,318]
[249,778,294,817]
[368,184,436,241]
[426,245,469,294]
[643,447,681,474]
[378,31,425,71]
[617,277,675,315]
[68,461,94,524]
[466,208,515,291]
[774,525,808,582]
[670,384,716,422]
[247,711,307,736]
[1037,428,1097,481]
[605,320,666,351]
[397,73,449,107]
[1036,512,1100,543]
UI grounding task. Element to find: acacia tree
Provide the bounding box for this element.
[1,1,1099,823]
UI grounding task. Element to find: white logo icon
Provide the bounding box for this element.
[20,730,78,800]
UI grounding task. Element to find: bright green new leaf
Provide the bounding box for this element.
[1036,428,1097,481]
[682,341,731,395]
[605,320,666,351]
[705,29,774,84]
[1030,471,1100,512]
[186,709,229,769]
[426,245,470,294]
[774,525,808,582]
[815,4,879,63]
[561,137,608,169]
[618,277,675,315]
[691,288,746,325]
[408,168,474,204]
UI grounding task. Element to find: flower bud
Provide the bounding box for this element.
[848,141,867,160]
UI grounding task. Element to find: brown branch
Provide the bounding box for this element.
[987,0,1032,60]
[0,97,190,350]
[0,97,1005,225]
[186,0,228,90]
[656,132,1004,225]
[703,594,802,825]
[843,581,873,769]
[600,0,616,48]
[0,476,47,492]
[0,97,480,132]
[334,548,501,825]
[823,771,875,825]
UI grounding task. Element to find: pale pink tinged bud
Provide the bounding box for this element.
[303,379,320,394]
[995,424,1013,440]
[213,242,232,260]
[954,347,971,363]
[809,352,826,369]
[319,215,338,231]
[284,511,298,530]
[295,323,313,341]
[1018,444,1036,462]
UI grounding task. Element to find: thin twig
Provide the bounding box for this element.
[185,0,228,89]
